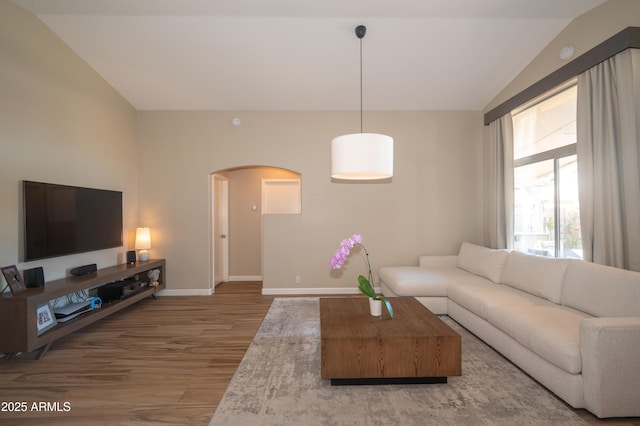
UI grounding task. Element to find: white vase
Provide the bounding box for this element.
[369,297,382,317]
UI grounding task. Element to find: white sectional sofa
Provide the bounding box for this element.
[379,242,640,419]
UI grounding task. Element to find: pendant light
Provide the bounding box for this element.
[331,25,393,180]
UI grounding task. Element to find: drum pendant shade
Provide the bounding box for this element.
[331,133,393,180]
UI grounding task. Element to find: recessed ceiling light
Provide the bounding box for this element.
[560,46,574,61]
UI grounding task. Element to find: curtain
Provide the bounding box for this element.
[488,113,514,250]
[577,49,640,271]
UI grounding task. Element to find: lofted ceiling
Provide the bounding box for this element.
[11,0,606,111]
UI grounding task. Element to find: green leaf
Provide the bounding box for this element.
[380,297,394,319]
[357,275,376,298]
[357,275,394,318]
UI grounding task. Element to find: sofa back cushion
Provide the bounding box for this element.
[561,260,640,317]
[456,242,508,284]
[500,251,569,304]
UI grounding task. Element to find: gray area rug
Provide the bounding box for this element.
[210,298,586,425]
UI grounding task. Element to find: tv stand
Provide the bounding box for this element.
[0,259,165,359]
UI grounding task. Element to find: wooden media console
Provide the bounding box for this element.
[0,259,165,358]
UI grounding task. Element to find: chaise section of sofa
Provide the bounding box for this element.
[378,241,640,419]
[379,255,479,314]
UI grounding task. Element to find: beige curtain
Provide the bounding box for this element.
[577,49,640,271]
[488,113,514,250]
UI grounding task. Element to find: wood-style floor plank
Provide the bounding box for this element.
[0,282,638,425]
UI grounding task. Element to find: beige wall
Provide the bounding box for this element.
[0,0,138,283]
[137,110,484,292]
[227,167,299,278]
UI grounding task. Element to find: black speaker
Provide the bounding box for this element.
[23,266,44,288]
[126,250,136,265]
[70,264,97,276]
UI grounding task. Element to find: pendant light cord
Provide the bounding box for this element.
[355,25,367,134]
[359,36,363,134]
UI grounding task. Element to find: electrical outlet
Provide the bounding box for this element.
[295,276,301,284]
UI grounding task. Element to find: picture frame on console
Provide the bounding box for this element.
[36,302,57,335]
[1,265,27,295]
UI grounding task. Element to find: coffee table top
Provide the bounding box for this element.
[320,297,459,340]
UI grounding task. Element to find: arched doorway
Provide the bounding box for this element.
[210,166,301,291]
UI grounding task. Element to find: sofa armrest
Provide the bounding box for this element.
[418,255,458,268]
[580,317,640,418]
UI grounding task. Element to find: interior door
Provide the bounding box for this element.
[212,174,229,287]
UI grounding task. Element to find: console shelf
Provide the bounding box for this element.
[0,259,165,358]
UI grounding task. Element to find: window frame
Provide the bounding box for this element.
[512,81,579,258]
[514,146,577,258]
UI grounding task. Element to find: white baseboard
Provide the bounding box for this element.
[157,288,214,296]
[261,286,382,296]
[228,276,262,282]
[157,285,382,297]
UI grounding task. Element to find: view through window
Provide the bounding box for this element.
[511,82,582,258]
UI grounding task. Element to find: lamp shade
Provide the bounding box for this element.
[135,227,151,250]
[331,133,393,180]
[135,227,151,262]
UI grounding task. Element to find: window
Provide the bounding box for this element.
[512,82,582,258]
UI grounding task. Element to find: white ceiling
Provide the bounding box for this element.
[11,0,606,111]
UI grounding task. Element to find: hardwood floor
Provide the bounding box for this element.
[0,282,638,425]
[0,282,272,425]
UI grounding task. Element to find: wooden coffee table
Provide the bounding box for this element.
[320,297,461,385]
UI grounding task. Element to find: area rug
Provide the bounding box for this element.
[210,298,586,425]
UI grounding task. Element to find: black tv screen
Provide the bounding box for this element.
[23,181,123,261]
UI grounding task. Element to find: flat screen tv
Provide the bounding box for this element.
[23,181,123,261]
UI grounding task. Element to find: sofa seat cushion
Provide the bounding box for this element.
[448,280,553,320]
[379,267,486,297]
[488,305,590,374]
[500,251,569,304]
